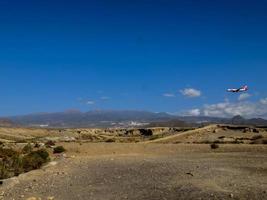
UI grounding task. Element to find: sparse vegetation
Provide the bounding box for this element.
[210,143,219,149]
[149,134,164,140]
[22,143,33,154]
[22,149,50,172]
[252,135,263,140]
[45,140,56,148]
[139,129,153,136]
[105,138,116,143]
[0,147,50,179]
[53,146,66,154]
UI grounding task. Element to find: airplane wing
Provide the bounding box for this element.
[227,88,238,92]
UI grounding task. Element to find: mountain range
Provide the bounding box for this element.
[2,110,267,128]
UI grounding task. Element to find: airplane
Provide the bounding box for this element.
[227,85,248,93]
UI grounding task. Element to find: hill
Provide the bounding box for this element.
[0,118,14,127]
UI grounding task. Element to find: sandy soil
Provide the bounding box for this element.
[1,143,267,200]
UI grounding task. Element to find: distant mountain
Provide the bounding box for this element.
[7,111,267,128]
[0,118,15,127]
[230,115,267,126]
[9,110,177,128]
[176,116,226,124]
[146,119,195,128]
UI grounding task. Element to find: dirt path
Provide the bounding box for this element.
[1,144,267,200]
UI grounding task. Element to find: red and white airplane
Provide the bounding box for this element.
[227,85,248,93]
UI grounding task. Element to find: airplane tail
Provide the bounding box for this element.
[243,85,248,90]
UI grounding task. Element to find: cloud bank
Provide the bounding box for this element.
[185,99,267,118]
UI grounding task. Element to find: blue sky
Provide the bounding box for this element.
[0,0,267,117]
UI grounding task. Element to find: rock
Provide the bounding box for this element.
[26,198,38,200]
[230,193,234,198]
[47,197,54,200]
[49,161,58,166]
[186,172,194,177]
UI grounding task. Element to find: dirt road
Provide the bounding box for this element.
[1,144,267,200]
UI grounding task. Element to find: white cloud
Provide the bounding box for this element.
[185,109,201,116]
[163,93,175,97]
[183,98,267,118]
[86,101,95,105]
[201,100,267,118]
[238,93,251,101]
[260,98,267,105]
[180,88,201,98]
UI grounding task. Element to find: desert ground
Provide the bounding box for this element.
[0,125,266,200]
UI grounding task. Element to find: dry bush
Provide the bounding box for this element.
[210,143,219,149]
[53,146,66,154]
[45,140,56,148]
[252,135,263,140]
[22,143,33,154]
[22,149,50,172]
[0,148,50,179]
[105,138,116,143]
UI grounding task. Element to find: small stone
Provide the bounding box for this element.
[20,195,25,198]
[49,161,57,166]
[26,198,37,200]
[47,197,54,200]
[230,194,234,198]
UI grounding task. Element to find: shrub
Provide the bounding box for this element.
[0,148,50,179]
[0,147,19,158]
[22,143,33,154]
[22,149,49,172]
[53,146,66,154]
[210,143,219,149]
[139,129,153,136]
[35,149,50,161]
[45,140,56,147]
[105,138,115,143]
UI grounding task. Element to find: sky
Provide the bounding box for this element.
[0,0,267,118]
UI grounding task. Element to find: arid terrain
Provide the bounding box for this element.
[0,125,266,200]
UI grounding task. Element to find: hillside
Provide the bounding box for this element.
[0,118,14,127]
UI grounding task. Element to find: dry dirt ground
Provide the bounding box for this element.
[1,143,267,200]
